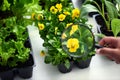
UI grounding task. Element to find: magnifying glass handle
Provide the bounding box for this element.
[95,44,103,49]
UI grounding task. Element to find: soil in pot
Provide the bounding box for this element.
[74,57,92,69]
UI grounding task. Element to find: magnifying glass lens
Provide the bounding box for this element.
[61,24,95,58]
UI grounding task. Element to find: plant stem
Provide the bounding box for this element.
[93,1,110,30]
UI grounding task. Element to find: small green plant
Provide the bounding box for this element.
[0,17,30,67]
[0,0,37,67]
[82,0,120,36]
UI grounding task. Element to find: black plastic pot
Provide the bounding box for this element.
[57,61,73,73]
[18,66,33,79]
[17,53,34,79]
[0,53,34,80]
[74,58,92,69]
[0,70,14,80]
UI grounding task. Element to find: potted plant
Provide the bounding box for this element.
[32,2,95,73]
[82,0,120,37]
[0,0,36,80]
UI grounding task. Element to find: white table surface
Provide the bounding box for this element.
[13,0,120,80]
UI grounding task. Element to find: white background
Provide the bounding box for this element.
[2,0,120,80]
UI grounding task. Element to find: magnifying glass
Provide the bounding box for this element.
[61,23,103,58]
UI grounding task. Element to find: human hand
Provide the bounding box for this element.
[96,37,120,64]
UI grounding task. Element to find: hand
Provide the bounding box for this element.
[96,37,120,64]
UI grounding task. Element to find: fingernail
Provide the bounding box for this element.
[96,49,100,54]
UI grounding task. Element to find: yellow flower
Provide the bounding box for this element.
[50,6,58,14]
[70,25,78,35]
[38,23,45,30]
[31,13,35,20]
[58,14,66,21]
[72,8,80,19]
[37,14,43,20]
[67,38,79,52]
[63,11,70,15]
[56,3,62,12]
[61,33,67,39]
[66,23,73,29]
[40,50,45,57]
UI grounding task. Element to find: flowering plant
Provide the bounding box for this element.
[32,3,95,68]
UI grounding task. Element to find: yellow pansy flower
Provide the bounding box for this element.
[50,6,58,14]
[58,14,66,21]
[67,38,79,52]
[61,33,67,39]
[72,8,80,19]
[38,23,45,30]
[40,50,45,57]
[31,13,35,20]
[70,25,78,35]
[56,3,62,12]
[37,14,43,20]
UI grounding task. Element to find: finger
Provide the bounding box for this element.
[96,48,114,60]
[99,37,117,47]
[96,48,117,56]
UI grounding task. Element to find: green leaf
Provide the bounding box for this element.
[116,0,120,4]
[80,4,99,17]
[111,18,120,37]
[105,0,118,19]
[94,33,106,39]
[64,59,70,69]
[15,41,23,53]
[44,56,53,64]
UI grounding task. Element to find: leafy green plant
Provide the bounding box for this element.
[32,2,95,69]
[0,0,37,67]
[0,17,30,67]
[81,0,120,36]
